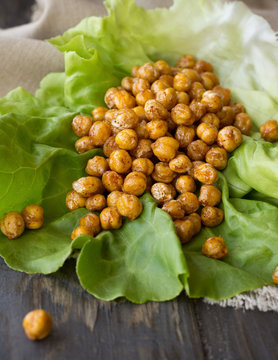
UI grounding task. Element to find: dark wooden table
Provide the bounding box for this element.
[1,1,278,359]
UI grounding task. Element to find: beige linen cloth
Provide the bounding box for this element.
[1,0,278,311]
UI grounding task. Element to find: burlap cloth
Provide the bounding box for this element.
[0,0,278,311]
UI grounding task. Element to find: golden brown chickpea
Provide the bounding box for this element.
[175,175,196,193]
[133,106,147,121]
[22,310,52,341]
[176,91,190,105]
[151,136,179,162]
[79,213,101,236]
[85,156,109,177]
[132,65,139,77]
[234,113,252,135]
[151,183,176,205]
[116,194,143,220]
[213,85,231,106]
[136,89,154,107]
[260,120,278,142]
[201,72,219,90]
[85,194,106,212]
[175,125,195,148]
[189,82,205,101]
[91,107,108,122]
[200,113,220,129]
[132,158,154,176]
[171,104,195,126]
[72,115,93,137]
[0,211,25,239]
[121,76,134,92]
[272,266,278,284]
[177,192,200,214]
[104,87,119,109]
[202,236,228,259]
[72,176,104,197]
[135,120,149,139]
[174,219,195,244]
[187,140,210,161]
[201,206,224,227]
[194,163,219,185]
[100,207,122,230]
[104,109,117,123]
[154,60,172,75]
[137,62,159,83]
[195,60,213,74]
[171,67,183,76]
[152,162,176,183]
[205,147,228,170]
[169,154,192,173]
[109,149,132,174]
[198,185,222,207]
[144,99,169,121]
[132,78,151,96]
[115,129,138,150]
[189,100,207,121]
[111,109,139,133]
[217,126,242,152]
[173,73,192,92]
[156,88,177,110]
[66,190,86,211]
[201,91,222,113]
[130,139,153,158]
[184,213,202,236]
[196,123,218,145]
[187,161,205,179]
[176,54,195,69]
[217,106,235,128]
[159,75,174,87]
[122,171,147,196]
[71,225,94,240]
[181,68,201,83]
[21,204,44,230]
[103,136,119,157]
[151,79,169,94]
[75,136,95,154]
[114,90,136,109]
[107,191,123,208]
[231,102,245,116]
[146,120,168,140]
[89,121,111,146]
[162,200,185,220]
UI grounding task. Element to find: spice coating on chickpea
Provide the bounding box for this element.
[121,76,134,92]
[175,126,195,149]
[154,60,172,75]
[162,200,185,220]
[187,140,210,161]
[205,147,228,170]
[103,136,119,157]
[171,104,195,126]
[195,60,213,74]
[72,115,93,137]
[201,206,224,227]
[102,171,124,192]
[136,89,154,107]
[132,158,154,176]
[169,154,192,173]
[196,123,218,145]
[115,129,138,150]
[114,90,136,109]
[201,91,222,113]
[116,194,143,220]
[71,225,94,240]
[260,120,278,142]
[217,106,235,128]
[89,121,111,146]
[109,149,132,174]
[137,62,159,83]
[152,162,176,183]
[201,113,220,129]
[176,91,190,105]
[175,175,196,193]
[130,139,153,158]
[217,126,242,152]
[156,88,177,110]
[234,113,252,135]
[111,109,139,133]
[194,163,219,185]
[22,309,52,341]
[173,73,191,92]
[151,80,168,94]
[107,191,123,208]
[66,190,86,211]
[132,78,150,96]
[72,176,104,197]
[213,85,231,106]
[75,136,95,154]
[187,161,205,179]
[189,82,205,101]
[92,107,108,122]
[144,99,169,121]
[21,204,44,230]
[151,183,176,205]
[122,171,147,196]
[0,211,25,239]
[177,192,200,214]
[198,185,222,207]
[151,136,179,162]
[176,54,195,68]
[174,219,195,244]
[85,194,106,212]
[189,100,207,121]
[146,120,168,140]
[104,87,119,109]
[185,213,202,236]
[79,213,101,237]
[202,236,228,259]
[100,207,122,230]
[85,156,109,177]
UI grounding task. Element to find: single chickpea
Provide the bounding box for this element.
[217,126,242,152]
[201,113,220,129]
[162,200,185,220]
[175,175,196,193]
[137,62,159,83]
[177,192,200,214]
[171,104,195,126]
[111,109,139,133]
[272,266,278,284]
[159,75,174,87]
[109,149,132,174]
[169,154,192,173]
[114,90,136,109]
[188,161,205,179]
[201,91,222,113]
[217,106,235,128]
[184,213,202,236]
[91,107,108,122]
[152,162,176,183]
[115,129,138,151]
[154,60,172,75]
[202,236,228,259]
[122,171,147,196]
[107,191,123,208]
[116,194,143,220]
[104,109,117,123]
[201,206,224,227]
[156,88,177,110]
[85,194,106,212]
[75,136,95,154]
[151,79,169,94]
[71,225,94,240]
[174,219,195,244]
[260,120,278,142]
[187,140,210,161]
[201,72,219,90]
[151,136,179,162]
[0,211,25,239]
[173,73,192,92]
[85,156,109,177]
[146,120,168,140]
[79,213,101,237]
[231,103,245,116]
[133,106,147,121]
[132,158,154,176]
[100,207,122,230]
[189,100,207,121]
[176,54,195,69]
[213,85,231,106]
[66,190,86,211]
[21,204,44,230]
[130,139,153,158]
[121,76,134,92]
[132,78,151,96]
[72,176,104,197]
[135,120,149,139]
[89,121,111,146]
[189,82,206,101]
[195,60,213,74]
[176,91,190,105]
[234,113,252,135]
[72,115,93,137]
[136,89,154,107]
[171,67,183,76]
[132,65,140,77]
[22,309,52,341]
[144,99,169,121]
[181,68,201,83]
[104,87,119,108]
[103,136,119,157]
[175,125,196,148]
[198,185,222,207]
[196,123,218,145]
[102,171,124,192]
[205,146,228,170]
[151,183,176,205]
[194,163,219,185]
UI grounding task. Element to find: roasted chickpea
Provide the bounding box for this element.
[116,194,143,220]
[132,65,139,77]
[72,115,93,137]
[130,139,153,158]
[72,176,104,197]
[201,72,219,90]
[198,185,222,207]
[176,91,190,105]
[21,204,44,230]
[71,225,94,240]
[146,120,168,140]
[189,82,205,101]
[154,60,172,75]
[201,91,222,113]
[185,213,202,236]
[79,213,101,236]
[171,104,195,126]
[66,190,86,211]
[0,211,25,239]
[272,266,278,284]
[177,192,200,214]
[175,175,196,193]
[132,158,154,176]
[151,79,169,94]
[174,219,194,244]
[205,147,228,170]
[104,87,119,109]
[169,154,192,173]
[181,69,201,83]
[136,89,154,107]
[121,76,134,92]
[151,136,179,162]
[213,85,231,106]
[144,99,169,121]
[135,120,149,139]
[107,191,123,208]
[188,161,205,179]
[196,123,218,145]
[156,88,177,110]
[175,125,195,148]
[217,106,235,128]
[133,106,147,121]
[159,75,174,87]
[22,310,52,341]
[201,206,224,227]
[231,102,245,116]
[104,109,117,123]
[151,183,176,205]
[202,236,228,259]
[260,120,278,142]
[85,194,106,212]
[75,136,95,154]
[176,54,195,69]
[152,162,176,183]
[189,100,207,120]
[171,67,183,76]
[85,156,109,177]
[114,90,136,109]
[103,136,119,157]
[187,140,210,161]
[200,113,220,129]
[195,60,213,73]
[194,163,218,185]
[102,171,124,192]
[173,73,191,92]
[111,109,139,134]
[234,113,252,135]
[217,126,242,152]
[162,200,185,220]
[100,207,122,230]
[122,171,147,196]
[89,121,111,146]
[137,62,159,83]
[115,129,138,150]
[91,107,108,122]
[132,78,151,96]
[109,149,132,174]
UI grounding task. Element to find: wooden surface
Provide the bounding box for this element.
[1,1,278,360]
